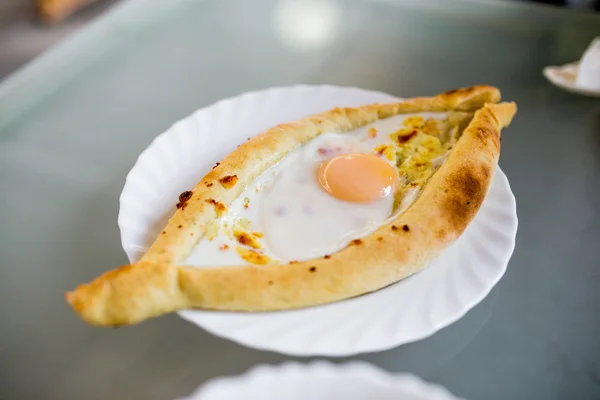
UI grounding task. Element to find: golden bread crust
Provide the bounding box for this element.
[65,85,516,326]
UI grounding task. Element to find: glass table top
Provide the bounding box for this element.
[0,0,599,399]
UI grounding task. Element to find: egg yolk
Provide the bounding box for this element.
[317,153,398,203]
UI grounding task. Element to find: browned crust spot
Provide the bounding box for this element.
[323,255,331,259]
[219,175,239,189]
[391,225,399,231]
[212,162,220,169]
[234,230,261,249]
[178,191,192,202]
[403,225,410,232]
[176,190,193,209]
[205,199,227,214]
[474,127,500,152]
[309,266,317,272]
[442,170,486,231]
[396,130,418,144]
[351,239,363,246]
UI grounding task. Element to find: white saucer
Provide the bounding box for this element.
[178,361,466,400]
[543,61,600,97]
[118,85,518,356]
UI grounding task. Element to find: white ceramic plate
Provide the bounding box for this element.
[178,361,466,400]
[543,62,600,98]
[118,85,518,356]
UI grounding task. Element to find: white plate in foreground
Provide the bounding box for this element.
[118,85,518,356]
[178,361,466,400]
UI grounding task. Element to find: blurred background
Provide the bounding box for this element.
[0,0,599,80]
[0,1,599,399]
